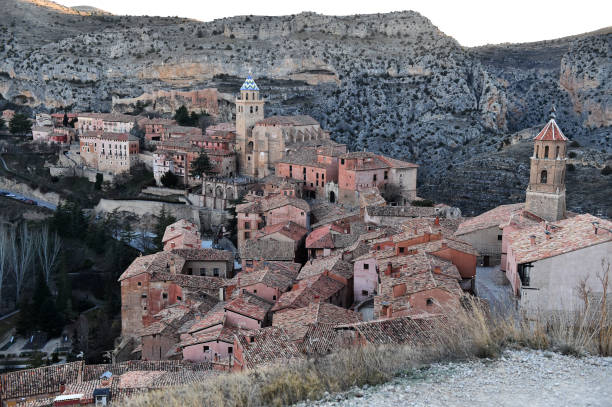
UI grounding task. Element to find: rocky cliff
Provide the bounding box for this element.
[1,0,610,214]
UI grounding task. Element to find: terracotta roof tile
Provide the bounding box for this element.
[254,221,308,242]
[335,315,447,345]
[534,119,568,141]
[456,203,524,235]
[508,214,612,264]
[256,115,319,126]
[224,292,273,321]
[0,362,84,400]
[235,327,303,369]
[297,254,353,281]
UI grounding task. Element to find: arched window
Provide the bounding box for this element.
[250,106,253,113]
[556,146,560,158]
[544,146,549,158]
[540,170,547,184]
[245,93,248,100]
[535,145,539,158]
[255,106,258,112]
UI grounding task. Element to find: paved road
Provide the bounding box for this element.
[0,189,57,210]
[475,265,517,317]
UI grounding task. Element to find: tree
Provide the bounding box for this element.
[8,224,36,304]
[153,207,176,251]
[9,113,32,135]
[0,117,5,130]
[37,225,61,284]
[173,105,190,126]
[130,123,145,150]
[190,150,214,178]
[160,170,179,188]
[0,226,8,305]
[94,173,103,190]
[62,113,69,127]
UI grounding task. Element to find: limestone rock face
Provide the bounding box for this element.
[0,0,610,214]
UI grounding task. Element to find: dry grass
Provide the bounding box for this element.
[123,297,612,407]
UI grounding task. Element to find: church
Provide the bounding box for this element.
[234,75,334,178]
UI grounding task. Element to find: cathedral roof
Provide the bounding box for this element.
[534,119,568,142]
[240,75,259,91]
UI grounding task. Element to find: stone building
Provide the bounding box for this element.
[525,116,568,222]
[234,75,332,178]
[79,131,139,175]
[200,176,255,210]
[76,113,137,134]
[504,214,612,318]
[139,117,176,141]
[337,152,418,206]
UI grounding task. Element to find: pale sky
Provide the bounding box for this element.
[57,0,611,46]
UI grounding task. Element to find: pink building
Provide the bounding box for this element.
[162,219,202,251]
[337,151,418,206]
[235,194,310,249]
[139,118,176,141]
[353,255,379,303]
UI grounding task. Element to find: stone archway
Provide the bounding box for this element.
[329,191,336,203]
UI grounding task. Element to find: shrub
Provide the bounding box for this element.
[570,140,581,147]
[568,151,577,158]
[567,163,575,171]
[412,199,434,207]
[601,165,612,176]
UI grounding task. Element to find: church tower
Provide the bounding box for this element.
[525,109,568,221]
[235,74,264,175]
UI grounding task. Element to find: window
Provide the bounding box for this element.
[245,93,248,100]
[498,235,503,241]
[141,294,147,298]
[556,146,560,158]
[272,295,277,300]
[373,174,377,182]
[244,221,250,229]
[204,345,209,351]
[213,268,219,277]
[426,298,434,306]
[253,289,257,294]
[200,267,206,275]
[244,231,250,239]
[544,145,549,158]
[228,346,233,354]
[341,159,345,165]
[188,268,193,275]
[362,290,369,296]
[177,296,182,301]
[384,171,388,180]
[399,247,405,254]
[535,145,539,158]
[540,170,548,184]
[250,106,253,113]
[137,282,142,286]
[162,293,168,299]
[364,263,369,270]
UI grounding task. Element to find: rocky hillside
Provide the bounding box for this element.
[1,0,610,214]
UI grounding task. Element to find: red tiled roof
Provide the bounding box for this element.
[297,254,353,281]
[0,362,84,400]
[335,315,447,345]
[80,131,137,142]
[179,326,242,347]
[534,119,568,141]
[256,115,319,126]
[236,194,310,213]
[224,292,273,321]
[235,267,295,292]
[187,302,227,334]
[162,219,200,242]
[271,273,345,311]
[235,327,303,369]
[305,224,347,249]
[455,203,524,236]
[118,251,186,281]
[169,248,233,262]
[255,221,308,242]
[508,214,612,264]
[273,302,362,342]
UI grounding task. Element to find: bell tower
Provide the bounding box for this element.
[235,74,264,175]
[525,108,568,221]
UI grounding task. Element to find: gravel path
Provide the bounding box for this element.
[298,350,612,407]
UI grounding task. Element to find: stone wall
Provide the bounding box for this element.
[0,175,62,206]
[94,199,200,223]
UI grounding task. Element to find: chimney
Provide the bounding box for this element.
[314,295,320,303]
[385,262,392,276]
[441,242,448,249]
[292,283,300,290]
[434,216,440,226]
[545,231,552,240]
[592,221,599,235]
[529,235,536,246]
[433,266,441,274]
[59,383,66,393]
[386,305,392,318]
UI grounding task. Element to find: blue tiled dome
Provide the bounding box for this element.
[240,75,259,91]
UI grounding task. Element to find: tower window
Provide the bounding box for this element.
[544,146,549,158]
[246,93,248,100]
[540,170,548,184]
[556,146,560,158]
[535,145,539,158]
[250,106,253,113]
[256,106,258,112]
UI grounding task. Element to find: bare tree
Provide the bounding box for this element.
[37,225,61,284]
[8,224,36,304]
[0,226,8,306]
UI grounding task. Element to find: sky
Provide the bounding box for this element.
[57,0,611,47]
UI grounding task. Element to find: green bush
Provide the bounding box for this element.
[601,165,612,176]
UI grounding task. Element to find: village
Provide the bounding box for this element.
[0,74,611,407]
